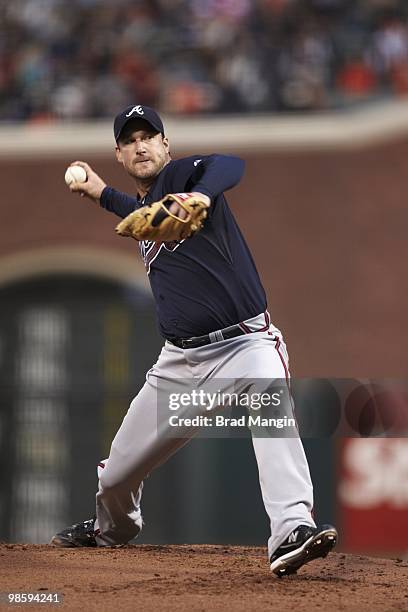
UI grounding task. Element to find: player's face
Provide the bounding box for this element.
[115,124,170,181]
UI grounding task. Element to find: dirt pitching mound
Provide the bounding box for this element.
[1,544,407,611]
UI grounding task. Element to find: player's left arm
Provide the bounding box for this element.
[169,154,245,218]
[188,154,245,202]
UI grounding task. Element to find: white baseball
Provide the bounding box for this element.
[64,165,87,186]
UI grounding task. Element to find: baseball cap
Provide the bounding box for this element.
[114,105,164,142]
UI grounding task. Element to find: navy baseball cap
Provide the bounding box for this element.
[114,105,164,142]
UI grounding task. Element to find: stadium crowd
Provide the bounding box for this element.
[1,0,408,121]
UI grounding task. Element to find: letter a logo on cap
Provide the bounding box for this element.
[126,105,144,118]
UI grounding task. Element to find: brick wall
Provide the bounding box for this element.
[1,137,407,377]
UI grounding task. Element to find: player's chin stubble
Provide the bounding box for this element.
[132,158,167,180]
[129,161,154,180]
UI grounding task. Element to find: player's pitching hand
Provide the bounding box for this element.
[66,161,107,203]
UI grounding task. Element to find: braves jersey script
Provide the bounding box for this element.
[100,154,267,339]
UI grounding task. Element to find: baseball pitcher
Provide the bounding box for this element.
[51,105,337,577]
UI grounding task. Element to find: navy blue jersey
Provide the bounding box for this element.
[100,155,267,339]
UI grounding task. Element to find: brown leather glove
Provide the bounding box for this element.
[115,193,209,242]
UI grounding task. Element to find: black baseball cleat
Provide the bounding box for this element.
[50,517,97,548]
[270,524,338,577]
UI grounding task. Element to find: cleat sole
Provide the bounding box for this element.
[270,526,338,577]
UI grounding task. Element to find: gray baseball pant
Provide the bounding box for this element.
[94,322,315,558]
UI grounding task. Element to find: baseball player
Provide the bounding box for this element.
[50,104,337,576]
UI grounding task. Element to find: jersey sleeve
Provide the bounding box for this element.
[165,155,245,200]
[189,155,245,199]
[99,186,139,218]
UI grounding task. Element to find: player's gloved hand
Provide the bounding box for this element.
[115,192,210,242]
[67,161,107,203]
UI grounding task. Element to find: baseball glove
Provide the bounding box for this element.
[115,193,208,242]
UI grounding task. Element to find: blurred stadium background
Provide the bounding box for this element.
[0,0,407,557]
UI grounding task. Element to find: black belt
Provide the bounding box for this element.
[168,323,250,350]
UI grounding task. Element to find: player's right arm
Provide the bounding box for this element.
[67,160,138,218]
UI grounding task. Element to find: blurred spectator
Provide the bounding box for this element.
[0,0,408,122]
[336,53,378,100]
[372,13,408,94]
[276,18,334,110]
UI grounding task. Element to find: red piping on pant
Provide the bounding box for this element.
[273,337,298,430]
